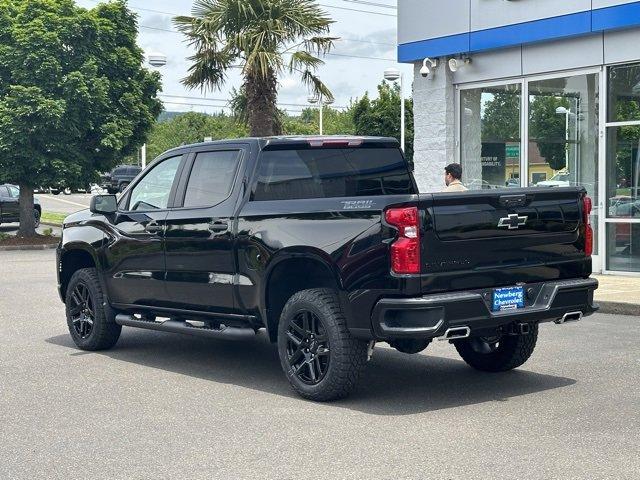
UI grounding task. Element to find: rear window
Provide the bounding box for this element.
[252,147,415,201]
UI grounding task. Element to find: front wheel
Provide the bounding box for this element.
[65,268,121,351]
[278,288,368,401]
[33,209,41,228]
[118,182,129,193]
[454,324,538,372]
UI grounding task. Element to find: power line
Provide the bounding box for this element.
[341,0,397,10]
[139,24,395,61]
[138,24,394,49]
[158,93,348,110]
[88,0,397,45]
[113,0,396,18]
[161,100,310,115]
[319,2,396,17]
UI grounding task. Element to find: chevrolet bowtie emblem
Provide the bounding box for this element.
[498,213,528,230]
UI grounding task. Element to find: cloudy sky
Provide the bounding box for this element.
[75,0,411,115]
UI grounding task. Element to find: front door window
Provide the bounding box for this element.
[128,156,182,211]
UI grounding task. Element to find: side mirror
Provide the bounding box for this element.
[90,195,117,214]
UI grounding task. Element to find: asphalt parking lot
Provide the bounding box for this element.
[36,193,92,215]
[1,250,638,480]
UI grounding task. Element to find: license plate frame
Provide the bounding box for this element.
[492,286,525,312]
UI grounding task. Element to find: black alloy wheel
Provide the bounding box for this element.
[68,281,95,339]
[33,209,41,228]
[284,310,330,385]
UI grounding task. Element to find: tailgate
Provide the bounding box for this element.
[418,187,590,293]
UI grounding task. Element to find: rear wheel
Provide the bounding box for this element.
[65,268,121,351]
[33,209,41,228]
[277,288,368,401]
[454,324,538,372]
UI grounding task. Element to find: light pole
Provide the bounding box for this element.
[141,52,167,169]
[307,94,333,135]
[556,106,577,178]
[384,68,405,152]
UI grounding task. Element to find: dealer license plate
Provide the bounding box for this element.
[492,286,525,312]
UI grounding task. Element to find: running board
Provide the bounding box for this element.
[115,314,256,341]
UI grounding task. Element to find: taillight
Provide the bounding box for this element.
[583,196,593,257]
[385,206,420,274]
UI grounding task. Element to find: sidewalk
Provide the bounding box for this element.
[594,275,640,316]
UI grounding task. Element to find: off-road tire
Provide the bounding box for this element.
[277,288,368,401]
[454,324,538,372]
[65,268,121,351]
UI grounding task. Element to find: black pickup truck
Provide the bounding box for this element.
[57,137,598,401]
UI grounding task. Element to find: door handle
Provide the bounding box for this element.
[208,220,229,233]
[145,221,163,234]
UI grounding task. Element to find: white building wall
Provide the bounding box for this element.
[412,62,456,193]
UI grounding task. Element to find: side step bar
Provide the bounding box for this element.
[115,314,256,341]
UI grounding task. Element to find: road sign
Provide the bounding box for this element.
[505,145,520,158]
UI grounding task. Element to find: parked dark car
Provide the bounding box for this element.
[102,165,142,194]
[0,184,41,228]
[56,137,598,401]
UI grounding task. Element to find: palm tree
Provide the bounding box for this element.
[175,0,336,137]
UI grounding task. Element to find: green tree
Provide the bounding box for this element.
[482,92,520,142]
[0,0,161,236]
[175,0,335,137]
[352,82,414,161]
[144,112,248,160]
[529,95,570,171]
[282,106,355,135]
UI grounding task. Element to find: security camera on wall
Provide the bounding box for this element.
[420,58,437,78]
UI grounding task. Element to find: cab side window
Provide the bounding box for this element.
[7,186,19,198]
[182,150,241,208]
[127,155,182,211]
[0,186,9,198]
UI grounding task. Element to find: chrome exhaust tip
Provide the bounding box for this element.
[438,326,471,341]
[555,311,583,325]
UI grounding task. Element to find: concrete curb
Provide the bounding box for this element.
[597,301,640,317]
[40,221,62,228]
[0,243,58,252]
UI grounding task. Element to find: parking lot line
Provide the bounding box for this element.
[39,196,88,208]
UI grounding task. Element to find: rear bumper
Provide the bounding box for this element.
[370,278,598,340]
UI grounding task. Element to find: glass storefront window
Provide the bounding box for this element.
[607,223,640,272]
[528,74,599,254]
[606,63,640,273]
[608,63,640,123]
[460,84,521,190]
[606,127,640,218]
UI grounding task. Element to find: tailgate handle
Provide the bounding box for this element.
[499,195,527,208]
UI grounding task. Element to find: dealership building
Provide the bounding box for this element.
[398,0,640,274]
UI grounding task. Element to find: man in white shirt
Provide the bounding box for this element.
[442,163,468,192]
